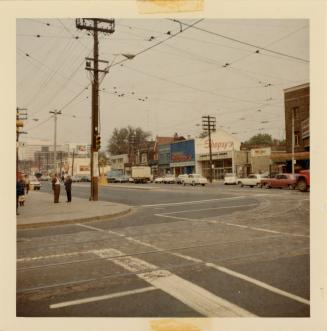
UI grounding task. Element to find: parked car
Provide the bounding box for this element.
[239,174,268,188]
[28,175,41,190]
[115,175,129,183]
[176,174,188,184]
[260,173,298,189]
[71,175,82,182]
[183,174,208,186]
[295,170,310,192]
[224,173,239,185]
[80,175,91,182]
[163,174,176,184]
[154,177,164,183]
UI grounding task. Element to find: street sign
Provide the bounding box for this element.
[93,151,99,177]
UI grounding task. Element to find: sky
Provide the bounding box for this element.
[16,18,309,148]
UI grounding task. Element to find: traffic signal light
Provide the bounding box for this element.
[96,134,101,151]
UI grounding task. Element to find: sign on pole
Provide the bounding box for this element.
[93,151,99,177]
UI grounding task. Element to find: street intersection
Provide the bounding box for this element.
[17,183,309,317]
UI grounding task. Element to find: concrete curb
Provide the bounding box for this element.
[17,207,133,230]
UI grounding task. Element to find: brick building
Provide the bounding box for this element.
[271,83,310,172]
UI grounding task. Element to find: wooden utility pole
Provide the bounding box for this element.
[76,18,115,201]
[202,115,216,183]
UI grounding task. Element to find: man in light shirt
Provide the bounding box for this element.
[51,173,61,203]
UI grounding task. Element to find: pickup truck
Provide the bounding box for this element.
[296,170,310,192]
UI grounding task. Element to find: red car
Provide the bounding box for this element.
[260,173,298,189]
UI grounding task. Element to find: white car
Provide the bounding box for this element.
[239,174,267,188]
[163,175,176,184]
[154,177,164,183]
[28,175,41,190]
[176,174,188,184]
[224,173,239,185]
[183,174,208,186]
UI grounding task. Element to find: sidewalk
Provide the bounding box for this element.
[16,190,132,229]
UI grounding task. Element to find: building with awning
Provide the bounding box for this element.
[276,83,310,172]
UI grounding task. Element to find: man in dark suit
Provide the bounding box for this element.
[52,174,60,203]
[64,175,72,202]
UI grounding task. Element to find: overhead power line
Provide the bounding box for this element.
[109,18,204,69]
[170,19,309,63]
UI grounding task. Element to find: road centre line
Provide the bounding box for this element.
[139,196,246,207]
[50,286,156,309]
[158,203,258,215]
[91,248,255,317]
[74,224,309,307]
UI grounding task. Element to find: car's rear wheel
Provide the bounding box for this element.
[240,183,244,187]
[288,184,294,190]
[264,183,271,189]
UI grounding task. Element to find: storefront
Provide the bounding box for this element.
[170,139,195,175]
[158,143,171,176]
[270,151,310,173]
[195,130,248,180]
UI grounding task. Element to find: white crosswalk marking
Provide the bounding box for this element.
[93,248,256,317]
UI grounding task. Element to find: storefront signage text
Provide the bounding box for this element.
[171,153,193,162]
[204,140,234,151]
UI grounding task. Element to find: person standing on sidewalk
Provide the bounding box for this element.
[64,175,72,203]
[52,173,60,203]
[18,177,26,206]
[16,176,24,215]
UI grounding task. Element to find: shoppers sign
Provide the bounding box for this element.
[196,130,241,154]
[170,140,195,164]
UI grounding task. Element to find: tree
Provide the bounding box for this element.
[107,126,151,156]
[243,133,273,147]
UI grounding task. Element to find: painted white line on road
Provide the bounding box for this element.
[94,248,255,317]
[205,263,310,306]
[159,203,258,215]
[140,196,246,208]
[50,286,156,309]
[92,226,310,307]
[17,251,88,263]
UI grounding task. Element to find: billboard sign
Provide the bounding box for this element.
[170,140,195,164]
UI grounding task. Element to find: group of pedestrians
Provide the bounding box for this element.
[16,173,73,215]
[16,174,29,215]
[51,173,72,203]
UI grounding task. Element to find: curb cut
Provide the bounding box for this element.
[17,207,133,230]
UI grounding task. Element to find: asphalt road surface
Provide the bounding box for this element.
[17,182,310,317]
